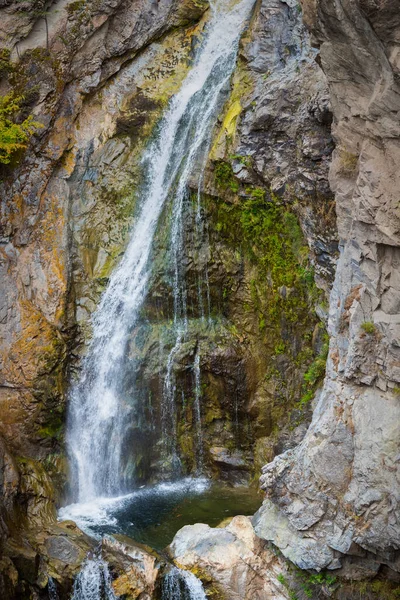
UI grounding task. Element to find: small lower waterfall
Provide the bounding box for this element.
[71,556,116,600]
[162,567,207,600]
[47,576,59,600]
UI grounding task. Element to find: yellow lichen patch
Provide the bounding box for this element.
[59,147,78,177]
[112,568,145,599]
[7,299,65,385]
[209,59,254,159]
[129,15,209,105]
[223,99,242,137]
[17,457,56,524]
[29,191,68,325]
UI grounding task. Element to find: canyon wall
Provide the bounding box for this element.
[254,0,400,583]
[0,0,398,597]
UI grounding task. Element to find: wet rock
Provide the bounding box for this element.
[103,535,160,600]
[45,536,80,564]
[209,447,249,469]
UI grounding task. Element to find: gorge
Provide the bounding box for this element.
[0,0,399,598]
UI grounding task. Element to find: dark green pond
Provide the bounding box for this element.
[60,478,262,551]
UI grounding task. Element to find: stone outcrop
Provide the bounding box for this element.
[169,515,290,599]
[254,0,400,580]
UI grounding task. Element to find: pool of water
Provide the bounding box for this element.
[59,478,262,551]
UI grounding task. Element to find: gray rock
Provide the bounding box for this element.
[256,0,400,574]
[170,516,290,599]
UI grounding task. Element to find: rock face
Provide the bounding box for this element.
[254,0,400,579]
[169,515,290,599]
[2,0,399,594]
[126,0,336,484]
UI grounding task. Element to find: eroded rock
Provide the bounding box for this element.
[170,515,289,599]
[255,0,400,577]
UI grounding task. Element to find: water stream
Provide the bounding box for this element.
[70,556,116,600]
[63,0,255,595]
[162,567,207,600]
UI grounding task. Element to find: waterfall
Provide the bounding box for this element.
[66,0,255,504]
[162,567,207,600]
[193,347,204,472]
[47,576,59,600]
[71,556,116,600]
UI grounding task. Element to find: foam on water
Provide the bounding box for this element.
[59,477,210,536]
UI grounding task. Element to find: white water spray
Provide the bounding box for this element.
[193,347,203,471]
[66,0,255,504]
[71,556,116,600]
[162,567,207,600]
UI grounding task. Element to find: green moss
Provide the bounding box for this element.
[214,161,239,193]
[245,186,265,201]
[297,333,329,407]
[37,413,63,440]
[361,321,376,335]
[209,182,318,333]
[67,0,86,13]
[0,49,12,78]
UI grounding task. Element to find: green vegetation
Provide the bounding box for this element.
[361,321,376,335]
[246,186,265,201]
[67,0,86,13]
[0,49,12,78]
[230,153,252,167]
[297,332,329,407]
[211,168,319,333]
[349,579,400,600]
[214,161,239,192]
[338,148,358,176]
[0,94,42,164]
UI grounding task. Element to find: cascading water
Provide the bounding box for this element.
[162,567,207,600]
[47,576,59,600]
[70,555,116,600]
[193,347,204,472]
[66,0,254,504]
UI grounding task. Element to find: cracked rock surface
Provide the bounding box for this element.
[254,0,400,578]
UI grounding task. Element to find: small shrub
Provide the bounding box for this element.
[277,573,287,586]
[297,334,329,407]
[0,94,43,164]
[361,321,375,335]
[338,148,358,175]
[214,161,239,192]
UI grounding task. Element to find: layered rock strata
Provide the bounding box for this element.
[254,0,400,580]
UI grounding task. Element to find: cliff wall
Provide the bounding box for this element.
[0,0,398,597]
[254,0,400,583]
